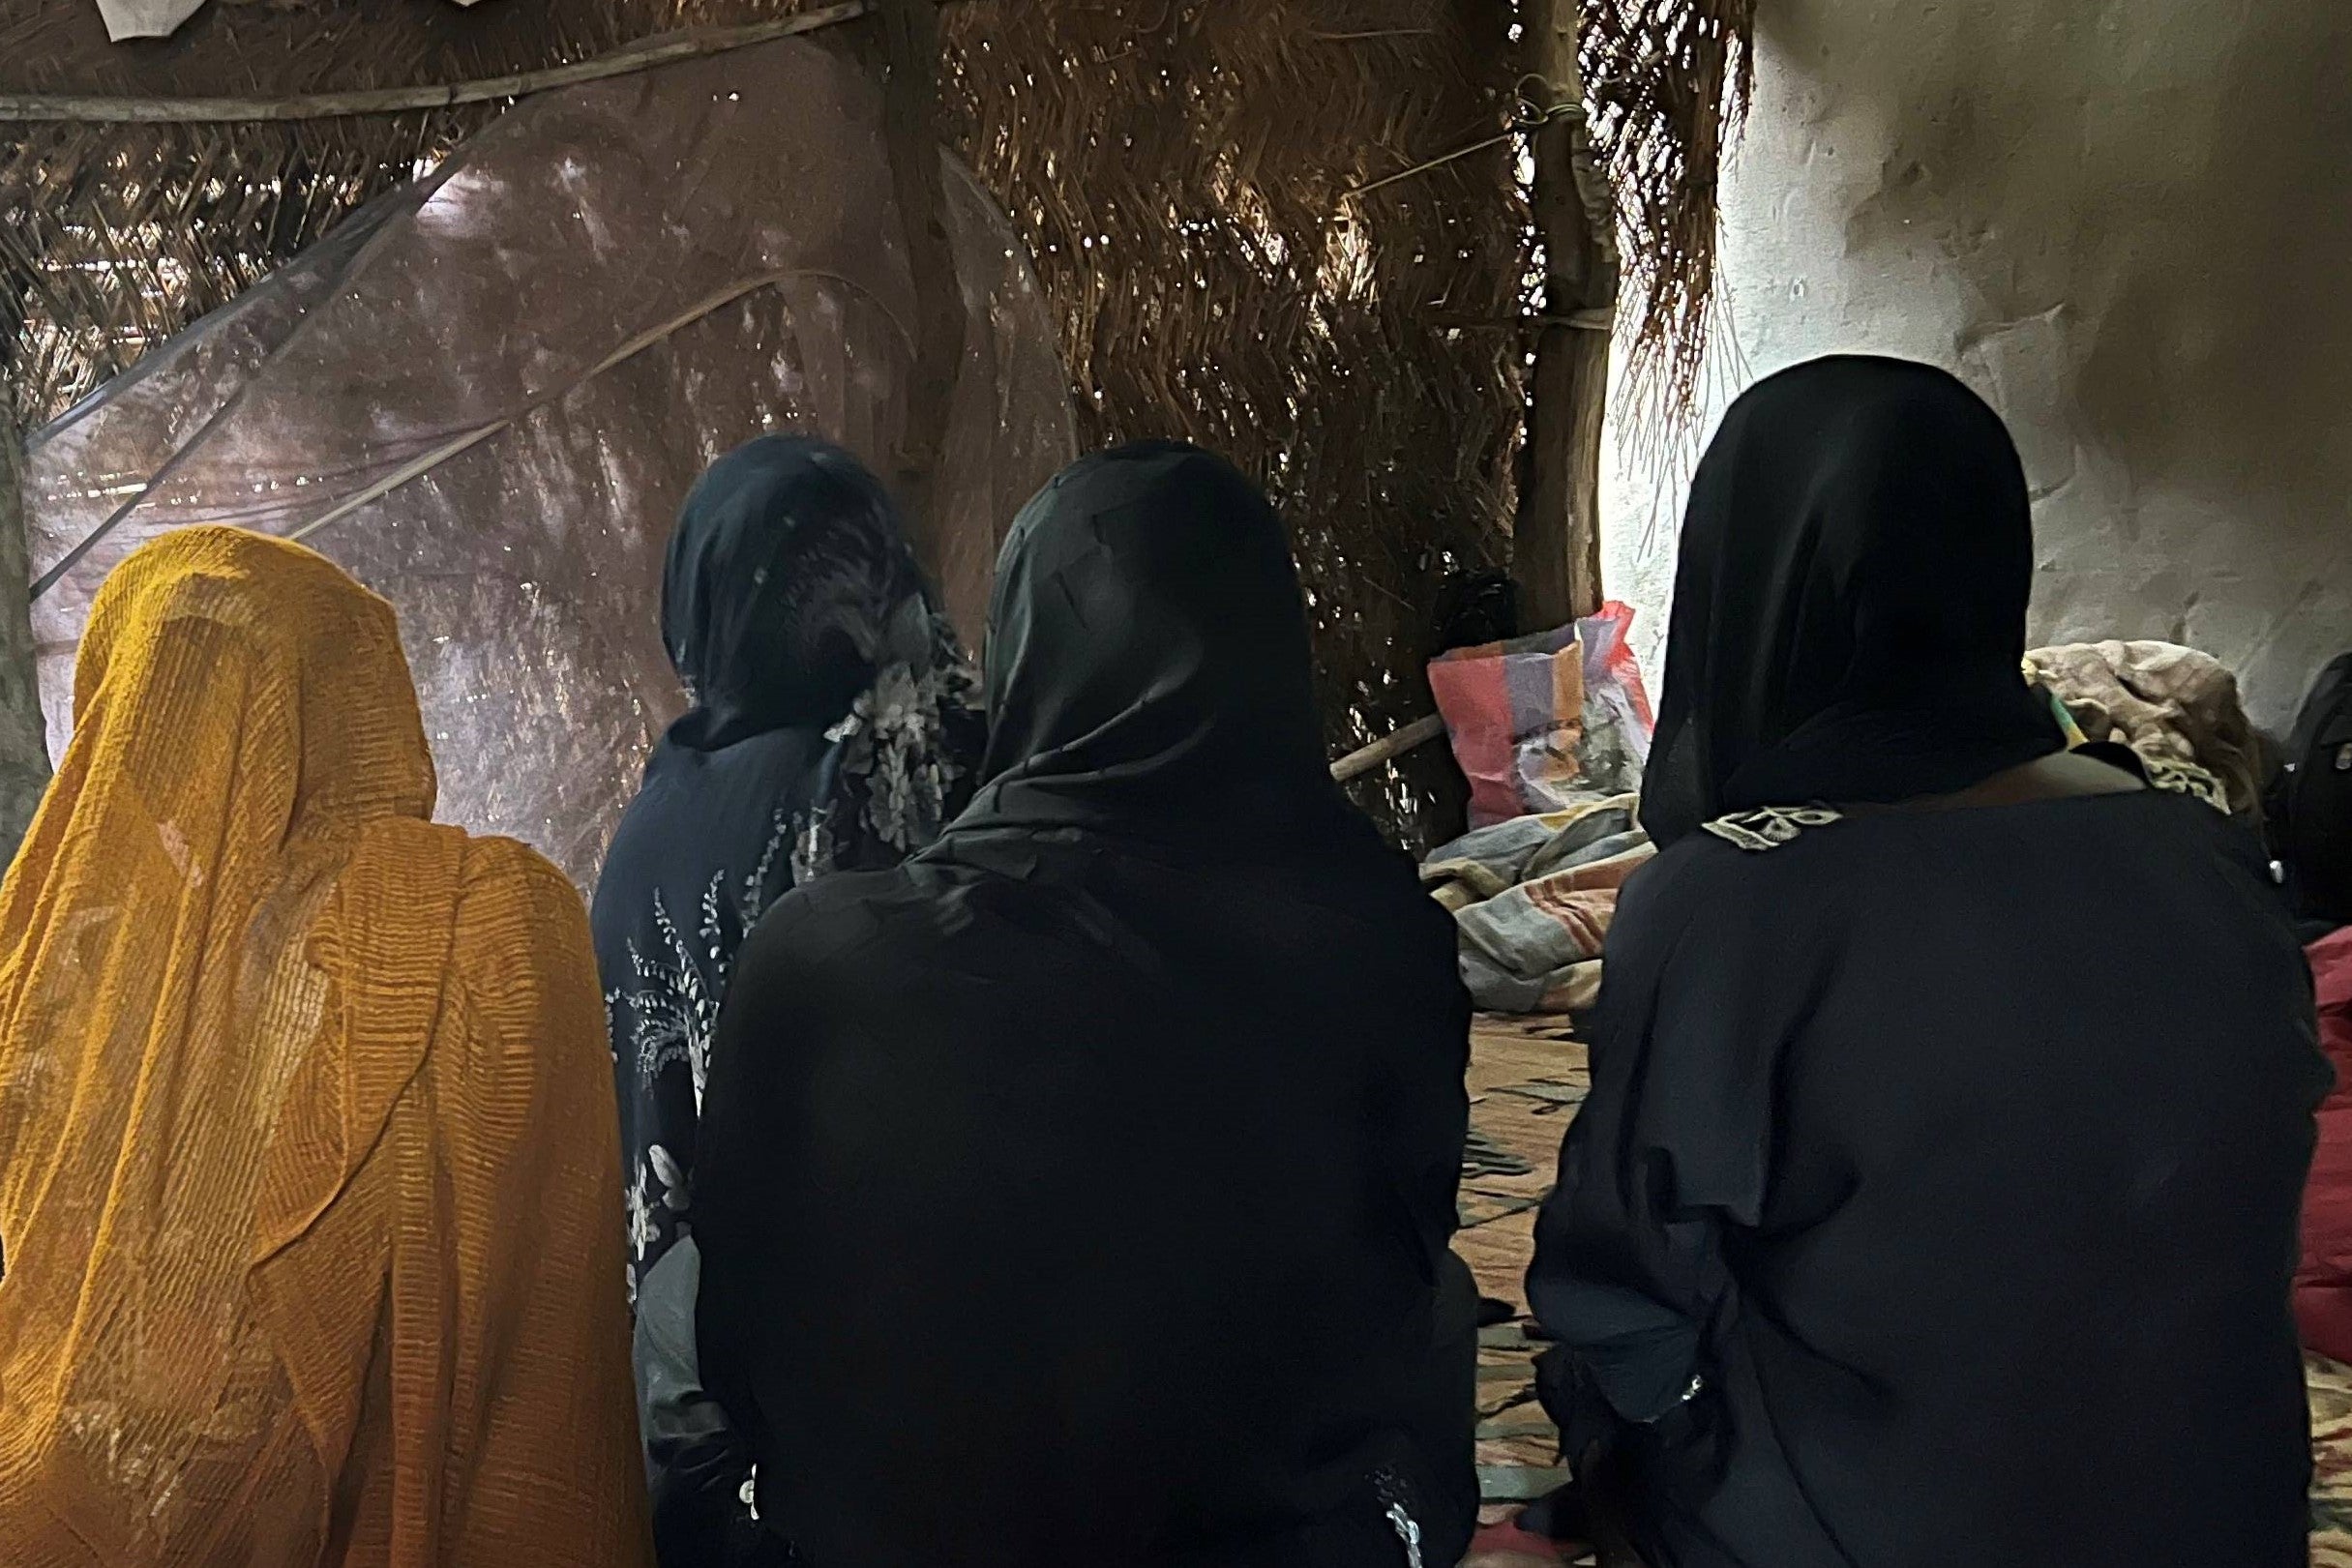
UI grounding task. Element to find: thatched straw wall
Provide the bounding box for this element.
[938,0,1527,845]
[0,0,1749,850]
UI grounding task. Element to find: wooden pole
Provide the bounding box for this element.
[1516,0,1618,632]
[0,7,877,123]
[0,375,53,867]
[1329,712,1447,784]
[873,0,965,629]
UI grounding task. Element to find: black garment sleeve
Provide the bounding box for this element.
[693,899,812,1553]
[1526,849,1787,1455]
[635,1238,794,1568]
[1373,932,1474,1273]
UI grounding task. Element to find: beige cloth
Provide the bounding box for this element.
[93,0,202,41]
[2025,640,2265,815]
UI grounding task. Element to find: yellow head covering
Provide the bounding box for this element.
[0,529,646,1566]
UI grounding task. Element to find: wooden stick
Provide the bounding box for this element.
[0,5,875,123]
[0,377,51,865]
[875,0,962,629]
[1330,712,1447,783]
[1514,1,1618,630]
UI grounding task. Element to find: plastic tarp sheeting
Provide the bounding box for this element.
[23,35,1075,887]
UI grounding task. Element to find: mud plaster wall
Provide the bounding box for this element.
[1600,0,2352,732]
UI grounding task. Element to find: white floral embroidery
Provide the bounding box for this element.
[834,645,980,854]
[2142,755,2229,813]
[650,1143,691,1215]
[1702,804,1846,851]
[625,1143,695,1287]
[789,804,838,887]
[609,809,792,1110]
[1372,1470,1425,1568]
[625,1164,661,1264]
[609,813,794,1279]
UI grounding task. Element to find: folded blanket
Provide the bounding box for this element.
[1423,794,1641,911]
[1425,799,1653,1014]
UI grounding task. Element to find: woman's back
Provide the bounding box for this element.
[701,838,1473,1568]
[591,436,978,1568]
[694,443,1479,1568]
[1530,357,2323,1568]
[1586,786,2317,1565]
[0,528,646,1568]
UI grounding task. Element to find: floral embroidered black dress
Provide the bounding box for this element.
[590,436,980,1567]
[600,661,976,1295]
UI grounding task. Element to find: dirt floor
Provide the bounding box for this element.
[1459,1016,1582,1556]
[1458,1015,2352,1566]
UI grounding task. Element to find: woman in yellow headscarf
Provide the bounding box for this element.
[0,528,650,1568]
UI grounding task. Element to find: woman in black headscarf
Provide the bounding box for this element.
[1527,356,2326,1566]
[694,442,1479,1568]
[592,434,982,1567]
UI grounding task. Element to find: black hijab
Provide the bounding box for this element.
[1641,355,2062,845]
[662,434,936,748]
[695,442,1478,1568]
[947,440,1368,856]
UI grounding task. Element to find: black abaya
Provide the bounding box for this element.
[695,442,1478,1568]
[1528,358,2327,1567]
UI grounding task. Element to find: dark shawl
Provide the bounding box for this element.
[696,442,1479,1568]
[591,434,980,1565]
[1640,356,2062,846]
[1529,357,2326,1566]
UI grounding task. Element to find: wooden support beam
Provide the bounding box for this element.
[1515,0,1619,632]
[0,7,877,122]
[0,383,53,867]
[872,0,965,626]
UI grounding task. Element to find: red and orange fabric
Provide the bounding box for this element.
[2301,927,2352,1364]
[0,528,648,1568]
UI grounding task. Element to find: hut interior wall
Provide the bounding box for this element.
[1599,0,2352,734]
[2,0,1750,851]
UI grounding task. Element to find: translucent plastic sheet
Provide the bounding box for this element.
[23,35,1075,887]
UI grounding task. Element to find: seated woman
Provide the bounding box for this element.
[592,434,979,1566]
[694,443,1479,1568]
[1528,356,2326,1567]
[0,528,645,1567]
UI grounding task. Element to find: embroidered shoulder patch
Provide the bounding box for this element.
[1701,805,1845,852]
[2141,755,2229,813]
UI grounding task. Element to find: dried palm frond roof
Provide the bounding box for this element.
[2,0,1754,427]
[1582,0,1753,424]
[0,113,491,427]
